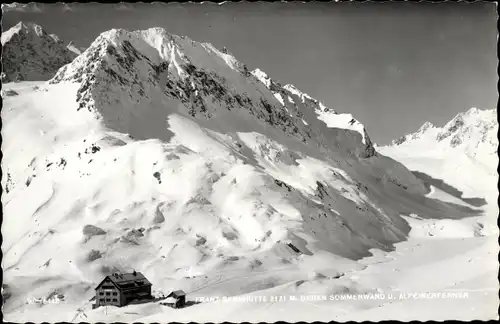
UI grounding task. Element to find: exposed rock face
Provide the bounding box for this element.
[1,22,77,82]
[436,115,465,142]
[435,108,497,151]
[47,27,377,161]
[82,224,107,237]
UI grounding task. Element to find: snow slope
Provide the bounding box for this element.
[1,22,77,82]
[2,27,495,321]
[66,41,86,56]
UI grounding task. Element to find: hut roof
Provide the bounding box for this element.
[167,290,186,298]
[95,272,152,291]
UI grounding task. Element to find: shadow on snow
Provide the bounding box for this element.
[412,170,488,207]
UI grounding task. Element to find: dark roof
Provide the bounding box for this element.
[167,290,186,298]
[95,272,152,291]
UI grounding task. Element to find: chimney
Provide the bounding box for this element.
[133,270,137,276]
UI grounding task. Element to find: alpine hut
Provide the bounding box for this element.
[94,271,152,308]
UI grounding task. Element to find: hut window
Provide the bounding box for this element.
[99,292,104,295]
[112,298,118,302]
[112,292,117,296]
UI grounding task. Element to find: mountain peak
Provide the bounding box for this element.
[14,21,40,30]
[49,27,315,144]
[417,121,435,133]
[388,107,497,152]
[436,107,496,145]
[17,21,43,34]
[391,120,436,146]
[1,21,77,82]
[2,21,45,44]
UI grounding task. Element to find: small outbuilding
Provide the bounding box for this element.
[166,290,186,308]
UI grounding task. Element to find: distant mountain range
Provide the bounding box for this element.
[390,107,497,153]
[379,107,497,206]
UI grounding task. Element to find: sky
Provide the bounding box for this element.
[2,2,498,144]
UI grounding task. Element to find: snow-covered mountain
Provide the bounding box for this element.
[391,107,497,152]
[1,22,77,82]
[385,107,497,176]
[380,107,498,219]
[2,26,495,322]
[251,68,376,157]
